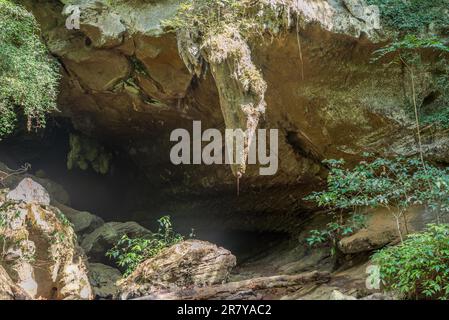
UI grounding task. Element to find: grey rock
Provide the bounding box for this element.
[88,263,122,300]
[7,178,50,206]
[81,221,151,263]
[54,202,104,236]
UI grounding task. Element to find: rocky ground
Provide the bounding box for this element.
[0,169,408,300]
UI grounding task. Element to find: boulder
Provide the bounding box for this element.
[7,178,50,206]
[0,265,31,300]
[54,202,104,237]
[88,263,122,300]
[118,240,236,299]
[338,208,421,254]
[0,181,92,300]
[0,164,71,205]
[81,222,151,263]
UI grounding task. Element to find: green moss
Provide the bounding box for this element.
[67,134,112,175]
[0,0,60,138]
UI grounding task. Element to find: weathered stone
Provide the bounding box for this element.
[81,222,151,263]
[0,163,70,205]
[77,5,126,48]
[329,289,357,300]
[0,265,31,300]
[0,199,92,300]
[63,49,130,92]
[118,240,236,299]
[88,263,122,300]
[338,208,421,254]
[54,202,104,237]
[134,34,193,100]
[7,178,50,206]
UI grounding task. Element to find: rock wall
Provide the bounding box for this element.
[15,0,449,233]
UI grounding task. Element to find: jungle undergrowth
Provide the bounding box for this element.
[106,216,187,276]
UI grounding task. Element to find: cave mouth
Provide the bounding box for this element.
[0,121,292,264]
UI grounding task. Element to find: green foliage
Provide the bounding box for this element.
[372,224,449,299]
[305,156,449,243]
[372,34,449,61]
[0,0,59,138]
[306,214,367,254]
[106,216,184,276]
[366,0,449,33]
[67,134,112,175]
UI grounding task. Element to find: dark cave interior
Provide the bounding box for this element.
[0,120,291,263]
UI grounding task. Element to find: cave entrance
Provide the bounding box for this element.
[0,122,292,267]
[0,123,144,221]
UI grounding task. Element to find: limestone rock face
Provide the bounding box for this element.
[81,221,151,263]
[338,208,422,254]
[18,0,449,234]
[88,263,122,300]
[118,240,237,299]
[0,179,92,300]
[54,202,104,238]
[0,265,31,300]
[7,178,51,206]
[0,162,70,205]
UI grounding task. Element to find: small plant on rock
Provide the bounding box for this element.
[106,216,184,276]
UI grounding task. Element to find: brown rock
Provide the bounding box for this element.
[1,181,92,300]
[0,265,31,300]
[118,240,236,299]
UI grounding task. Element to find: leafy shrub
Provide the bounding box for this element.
[306,214,367,255]
[106,216,184,276]
[366,0,449,33]
[304,156,449,243]
[372,224,449,300]
[0,0,59,138]
[372,34,449,61]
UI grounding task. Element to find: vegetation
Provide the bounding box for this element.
[305,156,449,244]
[373,224,449,300]
[0,0,59,138]
[306,213,366,255]
[369,0,449,130]
[162,0,290,37]
[366,0,449,33]
[106,216,185,276]
[67,134,112,175]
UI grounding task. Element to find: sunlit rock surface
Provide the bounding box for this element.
[0,179,92,300]
[118,240,236,299]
